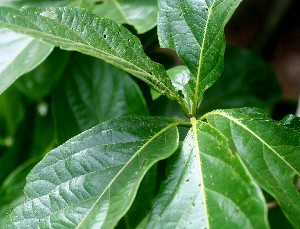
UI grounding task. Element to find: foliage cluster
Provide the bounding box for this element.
[0,0,299,228]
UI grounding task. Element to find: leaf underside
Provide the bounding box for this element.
[1,116,179,228]
[0,28,53,94]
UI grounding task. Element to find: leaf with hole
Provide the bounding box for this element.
[0,6,186,113]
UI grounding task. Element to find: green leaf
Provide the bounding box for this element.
[200,48,281,114]
[279,114,300,132]
[0,6,187,114]
[71,0,158,34]
[158,0,242,115]
[0,118,33,184]
[0,159,37,219]
[205,108,300,228]
[0,0,70,7]
[148,120,268,228]
[0,87,24,137]
[14,48,70,99]
[1,116,179,228]
[52,54,149,143]
[116,165,159,229]
[29,106,56,157]
[0,29,53,94]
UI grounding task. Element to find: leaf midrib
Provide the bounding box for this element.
[209,111,300,176]
[111,0,127,21]
[76,122,178,228]
[191,118,210,229]
[155,139,196,218]
[0,8,172,96]
[11,123,177,226]
[192,3,213,116]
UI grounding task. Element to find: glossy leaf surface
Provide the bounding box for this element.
[205,108,300,227]
[76,0,158,34]
[0,29,53,94]
[116,165,159,228]
[1,116,179,228]
[0,7,185,111]
[158,0,242,115]
[15,49,69,99]
[52,54,148,143]
[279,114,300,132]
[148,120,268,228]
[0,0,69,7]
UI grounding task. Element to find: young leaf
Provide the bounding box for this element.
[52,54,149,143]
[0,6,187,114]
[0,29,53,94]
[279,114,300,132]
[158,0,242,115]
[205,108,300,227]
[1,116,179,228]
[167,65,193,112]
[148,120,268,228]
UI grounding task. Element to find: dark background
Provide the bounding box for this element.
[226,0,300,102]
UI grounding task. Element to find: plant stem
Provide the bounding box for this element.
[177,120,192,127]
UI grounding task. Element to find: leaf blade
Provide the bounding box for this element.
[52,54,149,143]
[158,0,242,115]
[205,108,300,227]
[0,28,53,94]
[87,0,158,34]
[2,116,179,228]
[0,6,185,111]
[147,120,268,228]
